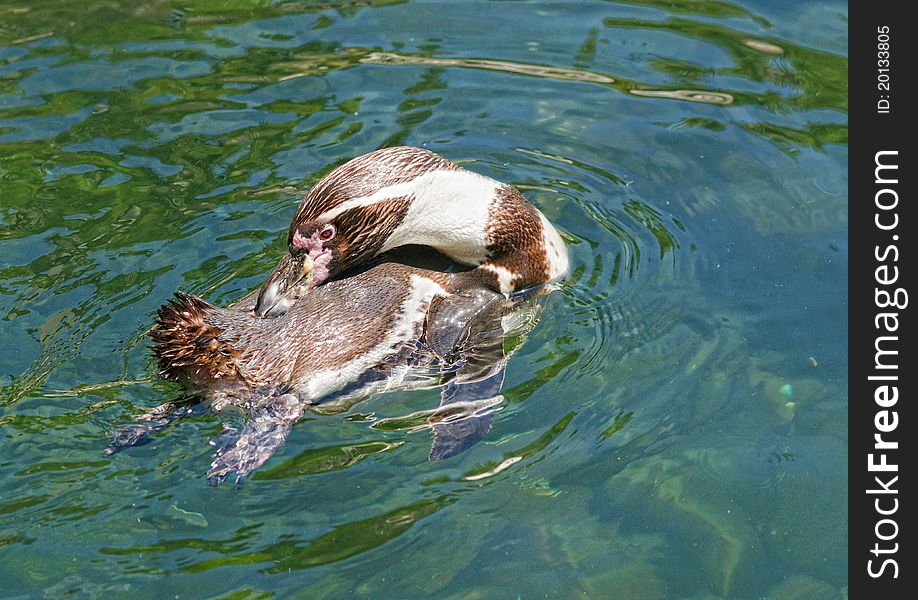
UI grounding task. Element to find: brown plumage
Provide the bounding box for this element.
[484,185,552,291]
[152,253,462,402]
[289,146,459,231]
[151,293,246,387]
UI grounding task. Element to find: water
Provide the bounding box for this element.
[0,1,847,598]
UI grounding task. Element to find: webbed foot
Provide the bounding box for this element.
[205,392,307,484]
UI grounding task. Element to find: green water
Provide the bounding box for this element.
[0,1,847,598]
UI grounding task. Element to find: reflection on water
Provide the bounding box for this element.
[630,88,733,104]
[1,0,846,597]
[359,52,619,85]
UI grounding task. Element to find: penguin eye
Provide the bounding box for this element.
[318,225,335,241]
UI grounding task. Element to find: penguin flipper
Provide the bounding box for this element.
[104,397,205,456]
[207,392,307,485]
[427,289,510,461]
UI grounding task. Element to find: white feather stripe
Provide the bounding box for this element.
[481,263,518,296]
[315,169,498,265]
[385,170,497,260]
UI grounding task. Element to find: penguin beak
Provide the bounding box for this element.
[254,252,314,317]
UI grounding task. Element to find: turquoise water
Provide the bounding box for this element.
[0,1,847,598]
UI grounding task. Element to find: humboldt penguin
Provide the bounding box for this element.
[253,146,569,317]
[111,250,536,483]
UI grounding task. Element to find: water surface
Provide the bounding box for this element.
[1,1,847,598]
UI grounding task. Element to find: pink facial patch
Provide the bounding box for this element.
[291,230,310,250]
[311,251,332,285]
[292,229,325,255]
